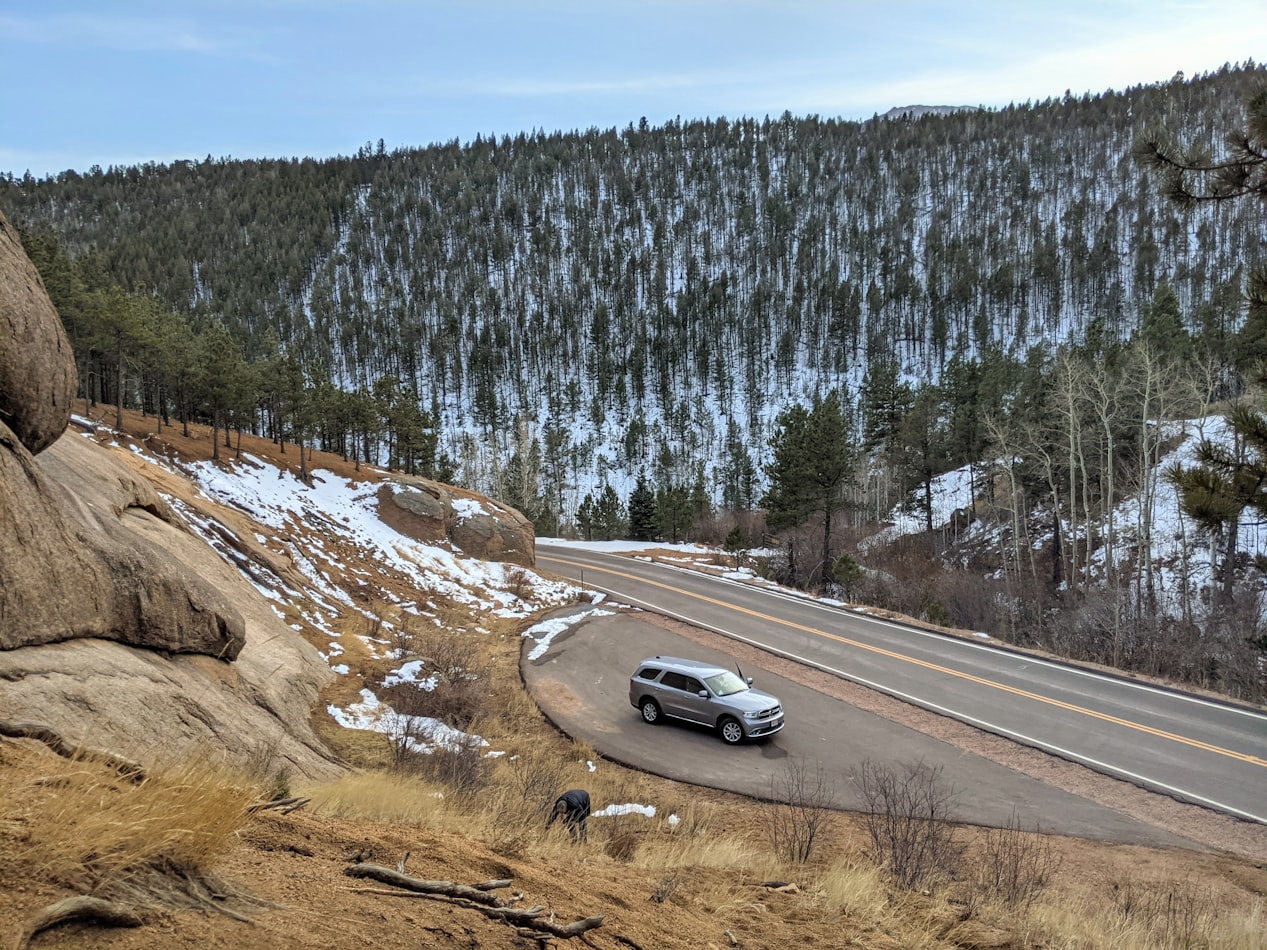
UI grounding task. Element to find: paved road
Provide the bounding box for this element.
[523,608,1200,847]
[531,545,1267,832]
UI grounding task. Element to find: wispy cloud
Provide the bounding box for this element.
[1,13,226,55]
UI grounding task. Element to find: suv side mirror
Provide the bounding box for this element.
[698,689,709,699]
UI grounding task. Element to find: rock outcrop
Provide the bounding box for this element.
[381,478,535,566]
[0,212,77,455]
[0,433,247,655]
[0,439,341,777]
[0,213,244,658]
[0,216,339,779]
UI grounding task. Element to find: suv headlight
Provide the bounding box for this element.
[742,710,760,719]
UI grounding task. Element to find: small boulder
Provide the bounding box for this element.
[381,476,535,567]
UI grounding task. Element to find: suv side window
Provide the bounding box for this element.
[636,667,662,680]
[660,671,690,691]
[682,676,705,695]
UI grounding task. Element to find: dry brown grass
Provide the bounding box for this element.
[0,742,258,908]
[301,770,451,829]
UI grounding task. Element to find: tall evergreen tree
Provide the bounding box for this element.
[762,389,856,587]
[594,484,625,541]
[628,473,657,540]
[655,482,692,542]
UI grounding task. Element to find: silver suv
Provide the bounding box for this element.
[628,656,785,744]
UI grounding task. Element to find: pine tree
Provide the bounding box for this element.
[761,389,856,588]
[892,385,954,533]
[576,493,597,541]
[628,473,657,541]
[655,482,692,542]
[860,362,914,454]
[594,484,625,541]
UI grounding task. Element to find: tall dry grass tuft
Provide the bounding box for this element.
[632,830,761,872]
[1028,889,1264,950]
[303,771,452,829]
[810,858,891,922]
[3,744,257,906]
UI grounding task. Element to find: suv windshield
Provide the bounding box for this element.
[703,670,748,697]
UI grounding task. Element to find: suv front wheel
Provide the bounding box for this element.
[640,699,662,725]
[718,716,744,744]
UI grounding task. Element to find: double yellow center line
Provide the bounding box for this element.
[542,554,1267,769]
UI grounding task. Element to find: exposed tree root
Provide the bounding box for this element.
[17,896,143,948]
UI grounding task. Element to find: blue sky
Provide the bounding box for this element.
[3,1,1263,178]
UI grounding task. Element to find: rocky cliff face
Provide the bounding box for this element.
[0,213,77,455]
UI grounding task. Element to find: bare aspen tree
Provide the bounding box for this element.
[1051,350,1088,591]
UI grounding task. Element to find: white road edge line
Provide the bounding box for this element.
[570,576,1267,827]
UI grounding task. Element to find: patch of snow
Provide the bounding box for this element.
[521,608,616,661]
[593,803,656,818]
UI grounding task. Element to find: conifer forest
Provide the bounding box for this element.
[4,63,1266,699]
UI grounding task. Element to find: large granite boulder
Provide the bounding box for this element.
[0,219,338,779]
[0,435,340,779]
[0,217,244,658]
[381,477,535,567]
[0,212,77,455]
[0,431,247,656]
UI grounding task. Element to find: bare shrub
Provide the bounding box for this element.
[477,792,538,859]
[768,756,835,864]
[405,731,491,801]
[388,613,420,659]
[1110,877,1216,950]
[651,872,681,903]
[501,752,568,816]
[853,758,961,891]
[504,566,534,599]
[381,628,490,733]
[969,809,1060,909]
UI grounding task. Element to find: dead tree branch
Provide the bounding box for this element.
[344,864,602,940]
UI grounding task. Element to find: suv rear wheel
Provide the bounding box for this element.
[640,699,662,725]
[718,716,744,744]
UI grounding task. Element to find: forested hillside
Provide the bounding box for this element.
[4,66,1263,517]
[4,63,1267,698]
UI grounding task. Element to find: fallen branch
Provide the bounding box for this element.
[515,914,605,939]
[247,795,311,814]
[0,720,145,782]
[345,864,602,940]
[18,896,143,949]
[343,864,509,906]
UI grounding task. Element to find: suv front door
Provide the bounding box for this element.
[658,671,711,725]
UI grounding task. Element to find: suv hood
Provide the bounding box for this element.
[722,687,781,713]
